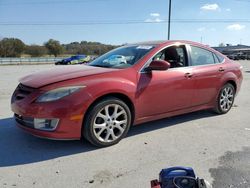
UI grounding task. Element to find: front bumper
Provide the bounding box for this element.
[11,84,92,140]
[15,117,80,140]
[12,108,83,140]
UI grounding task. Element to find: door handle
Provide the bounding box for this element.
[219,67,225,72]
[184,72,193,78]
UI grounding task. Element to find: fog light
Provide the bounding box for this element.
[34,118,59,131]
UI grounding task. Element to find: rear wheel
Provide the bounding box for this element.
[214,83,235,114]
[83,97,131,147]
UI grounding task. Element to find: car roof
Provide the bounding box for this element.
[130,40,166,46]
[129,40,211,49]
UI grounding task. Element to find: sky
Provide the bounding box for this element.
[0,0,250,46]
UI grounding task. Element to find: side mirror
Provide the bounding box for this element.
[145,60,171,72]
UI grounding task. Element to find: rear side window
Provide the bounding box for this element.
[213,53,220,64]
[190,46,215,66]
[215,53,225,63]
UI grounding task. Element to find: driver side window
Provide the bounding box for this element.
[153,45,188,68]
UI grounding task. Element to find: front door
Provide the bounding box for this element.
[135,45,196,118]
[136,67,195,118]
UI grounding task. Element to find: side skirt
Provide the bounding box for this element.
[134,104,214,125]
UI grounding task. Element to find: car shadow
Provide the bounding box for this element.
[128,110,216,137]
[0,110,216,167]
[0,117,96,167]
[245,70,250,73]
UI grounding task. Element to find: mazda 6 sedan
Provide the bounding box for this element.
[11,40,243,147]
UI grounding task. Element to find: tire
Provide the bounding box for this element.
[214,83,235,114]
[83,97,132,147]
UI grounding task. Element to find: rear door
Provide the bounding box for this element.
[188,45,224,106]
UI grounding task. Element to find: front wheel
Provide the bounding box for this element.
[214,83,235,114]
[83,97,132,147]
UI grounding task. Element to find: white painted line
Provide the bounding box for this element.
[245,128,250,131]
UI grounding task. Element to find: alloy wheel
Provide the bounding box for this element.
[93,104,128,143]
[219,86,234,112]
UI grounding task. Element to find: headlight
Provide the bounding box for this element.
[36,86,85,102]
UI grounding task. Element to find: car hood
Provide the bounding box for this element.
[20,65,117,88]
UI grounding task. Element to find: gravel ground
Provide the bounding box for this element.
[0,62,249,188]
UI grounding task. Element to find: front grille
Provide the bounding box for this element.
[12,84,35,101]
[14,114,34,129]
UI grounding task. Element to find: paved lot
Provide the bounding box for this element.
[0,62,250,188]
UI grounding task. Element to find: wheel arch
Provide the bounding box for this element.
[216,79,237,101]
[224,80,237,91]
[81,92,135,137]
[220,71,238,92]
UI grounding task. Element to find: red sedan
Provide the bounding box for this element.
[11,40,243,147]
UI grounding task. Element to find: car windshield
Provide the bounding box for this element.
[89,45,155,69]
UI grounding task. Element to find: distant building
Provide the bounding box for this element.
[213,44,250,60]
